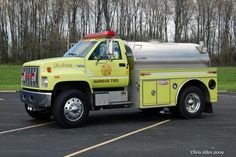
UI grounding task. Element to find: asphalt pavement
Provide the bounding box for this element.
[0,92,235,157]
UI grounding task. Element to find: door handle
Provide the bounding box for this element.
[119,63,126,67]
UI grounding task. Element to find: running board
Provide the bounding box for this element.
[109,101,133,106]
[101,101,133,109]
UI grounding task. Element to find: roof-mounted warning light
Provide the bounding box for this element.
[83,31,116,39]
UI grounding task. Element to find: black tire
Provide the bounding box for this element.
[25,104,52,120]
[177,86,205,118]
[53,90,89,128]
[168,106,179,117]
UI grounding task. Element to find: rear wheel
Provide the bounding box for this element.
[169,106,179,117]
[177,86,205,118]
[53,90,89,128]
[25,104,52,120]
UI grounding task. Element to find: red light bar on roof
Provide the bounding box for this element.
[83,31,116,39]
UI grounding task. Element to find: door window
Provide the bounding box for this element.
[89,41,122,60]
[113,42,122,60]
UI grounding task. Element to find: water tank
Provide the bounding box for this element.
[126,42,210,69]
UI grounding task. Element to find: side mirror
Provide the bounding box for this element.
[196,41,208,54]
[201,46,208,53]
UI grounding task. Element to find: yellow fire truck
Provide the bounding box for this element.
[20,31,217,128]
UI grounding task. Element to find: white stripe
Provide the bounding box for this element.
[0,98,4,101]
[149,71,209,76]
[90,76,129,79]
[64,119,171,157]
[219,95,236,98]
[0,122,55,135]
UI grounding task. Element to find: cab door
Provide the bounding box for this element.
[86,40,129,88]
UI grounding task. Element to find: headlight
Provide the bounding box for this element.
[41,77,48,88]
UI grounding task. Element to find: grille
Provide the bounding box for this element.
[21,66,39,87]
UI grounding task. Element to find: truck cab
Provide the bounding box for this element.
[20,31,217,128]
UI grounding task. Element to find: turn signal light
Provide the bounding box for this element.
[47,67,52,73]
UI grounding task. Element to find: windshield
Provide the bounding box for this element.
[64,41,97,57]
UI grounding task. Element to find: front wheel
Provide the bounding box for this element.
[177,86,205,118]
[25,104,52,120]
[53,90,89,128]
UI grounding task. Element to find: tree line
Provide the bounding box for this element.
[0,0,236,65]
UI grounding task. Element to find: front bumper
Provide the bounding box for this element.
[20,90,52,108]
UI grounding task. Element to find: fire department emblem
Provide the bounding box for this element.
[101,64,112,76]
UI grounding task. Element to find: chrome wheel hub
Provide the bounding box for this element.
[64,98,84,121]
[185,93,201,113]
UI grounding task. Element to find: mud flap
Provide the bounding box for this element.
[204,102,213,113]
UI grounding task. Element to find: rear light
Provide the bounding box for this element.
[83,31,116,39]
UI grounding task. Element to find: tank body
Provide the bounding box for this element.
[125,41,210,108]
[127,42,210,69]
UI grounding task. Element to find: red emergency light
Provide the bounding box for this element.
[83,31,116,39]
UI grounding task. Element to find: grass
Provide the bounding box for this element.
[0,64,22,90]
[217,67,236,92]
[0,64,236,91]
